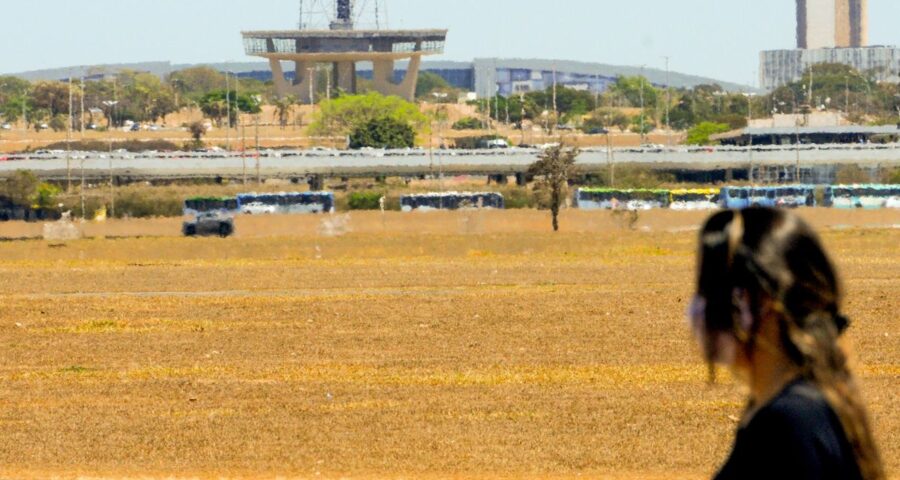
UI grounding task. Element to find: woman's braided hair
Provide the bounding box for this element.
[697,208,885,480]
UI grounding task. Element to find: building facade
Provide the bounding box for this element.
[760,46,900,90]
[797,0,868,49]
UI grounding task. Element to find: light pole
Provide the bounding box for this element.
[103,100,119,217]
[254,95,262,185]
[639,65,646,146]
[225,70,232,151]
[744,93,755,183]
[0,83,5,143]
[662,56,671,149]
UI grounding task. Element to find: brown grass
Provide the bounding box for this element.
[0,211,897,479]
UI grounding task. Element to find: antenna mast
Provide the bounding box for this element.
[298,0,304,29]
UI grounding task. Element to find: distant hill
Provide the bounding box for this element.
[4,59,756,93]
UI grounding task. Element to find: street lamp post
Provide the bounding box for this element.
[744,93,755,183]
[102,100,119,217]
[639,65,646,146]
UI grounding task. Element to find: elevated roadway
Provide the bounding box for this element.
[0,146,897,182]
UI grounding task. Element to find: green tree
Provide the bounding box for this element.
[3,170,40,206]
[528,144,579,232]
[272,96,297,129]
[198,90,262,127]
[34,182,61,209]
[48,114,68,132]
[308,92,427,137]
[349,117,416,149]
[0,76,31,124]
[416,72,451,99]
[167,67,226,102]
[187,121,207,148]
[452,116,482,130]
[609,76,659,109]
[686,121,731,145]
[581,108,631,132]
[31,81,76,117]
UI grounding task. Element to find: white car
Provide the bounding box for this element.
[0,123,11,130]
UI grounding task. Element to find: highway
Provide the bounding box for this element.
[1,145,898,181]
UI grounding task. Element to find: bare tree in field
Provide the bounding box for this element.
[528,143,580,232]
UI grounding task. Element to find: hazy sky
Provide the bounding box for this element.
[2,0,898,85]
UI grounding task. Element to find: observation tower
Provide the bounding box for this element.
[242,0,447,102]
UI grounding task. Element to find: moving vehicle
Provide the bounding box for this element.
[182,212,235,237]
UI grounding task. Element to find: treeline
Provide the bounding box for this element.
[0,67,272,132]
[468,63,900,137]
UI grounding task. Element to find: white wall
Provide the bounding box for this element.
[805,0,837,49]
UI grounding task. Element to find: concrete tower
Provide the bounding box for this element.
[243,1,447,102]
[797,0,868,49]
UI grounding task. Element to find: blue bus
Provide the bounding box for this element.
[825,185,900,209]
[400,192,505,212]
[575,188,671,210]
[183,197,239,217]
[236,192,335,215]
[720,186,815,209]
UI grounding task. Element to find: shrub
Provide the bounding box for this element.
[686,122,731,145]
[40,139,180,152]
[498,187,537,209]
[114,191,183,218]
[452,117,483,130]
[349,117,416,149]
[348,191,385,210]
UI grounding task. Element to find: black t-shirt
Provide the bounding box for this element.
[715,379,863,480]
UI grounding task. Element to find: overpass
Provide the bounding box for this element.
[0,145,897,185]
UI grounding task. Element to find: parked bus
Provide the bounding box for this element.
[400,192,505,212]
[720,186,815,209]
[183,197,239,217]
[825,185,900,209]
[669,188,720,211]
[575,188,670,210]
[236,192,335,215]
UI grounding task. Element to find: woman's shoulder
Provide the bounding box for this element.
[751,379,833,431]
[717,380,863,480]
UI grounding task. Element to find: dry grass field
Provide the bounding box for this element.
[0,210,897,479]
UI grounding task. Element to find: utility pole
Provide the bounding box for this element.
[552,65,558,127]
[255,98,261,185]
[225,71,232,151]
[606,114,615,188]
[519,92,526,146]
[102,99,118,215]
[639,66,646,146]
[237,71,247,184]
[663,57,671,149]
[22,90,27,131]
[79,76,85,140]
[745,93,755,184]
[845,76,850,116]
[308,67,316,108]
[795,118,801,182]
[67,77,73,194]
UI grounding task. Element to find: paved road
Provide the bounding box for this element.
[1,146,898,180]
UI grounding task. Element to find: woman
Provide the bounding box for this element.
[689,208,885,480]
